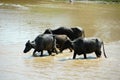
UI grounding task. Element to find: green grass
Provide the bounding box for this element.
[89,0,120,2]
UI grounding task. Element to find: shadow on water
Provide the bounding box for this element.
[23,51,57,59]
[79,56,97,60]
[59,56,97,61]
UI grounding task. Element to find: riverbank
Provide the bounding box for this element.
[75,1,120,4]
[0,0,120,5]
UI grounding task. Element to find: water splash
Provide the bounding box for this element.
[0,3,29,10]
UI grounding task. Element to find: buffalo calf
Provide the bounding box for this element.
[55,34,72,52]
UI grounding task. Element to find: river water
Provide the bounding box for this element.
[0,1,120,80]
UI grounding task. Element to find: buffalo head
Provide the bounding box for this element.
[61,39,73,51]
[23,40,32,53]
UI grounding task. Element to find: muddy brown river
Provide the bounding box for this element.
[0,1,120,80]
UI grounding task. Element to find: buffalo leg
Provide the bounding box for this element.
[59,48,63,53]
[73,52,77,59]
[48,50,52,55]
[69,48,72,52]
[83,53,87,59]
[54,48,58,54]
[95,51,101,58]
[40,50,43,56]
[33,50,37,56]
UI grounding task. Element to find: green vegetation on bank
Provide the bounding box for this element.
[54,0,120,2]
[0,0,119,4]
[87,0,120,2]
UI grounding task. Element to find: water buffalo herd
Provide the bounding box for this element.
[23,26,107,59]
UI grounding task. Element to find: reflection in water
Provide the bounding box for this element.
[0,1,120,80]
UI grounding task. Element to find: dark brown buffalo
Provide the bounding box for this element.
[44,27,85,40]
[55,35,72,52]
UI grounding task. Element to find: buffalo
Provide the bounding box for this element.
[23,34,58,56]
[61,37,107,59]
[55,34,72,53]
[44,26,85,40]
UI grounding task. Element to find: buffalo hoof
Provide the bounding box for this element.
[51,53,56,56]
[33,54,39,57]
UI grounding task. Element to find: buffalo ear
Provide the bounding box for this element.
[27,40,30,43]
